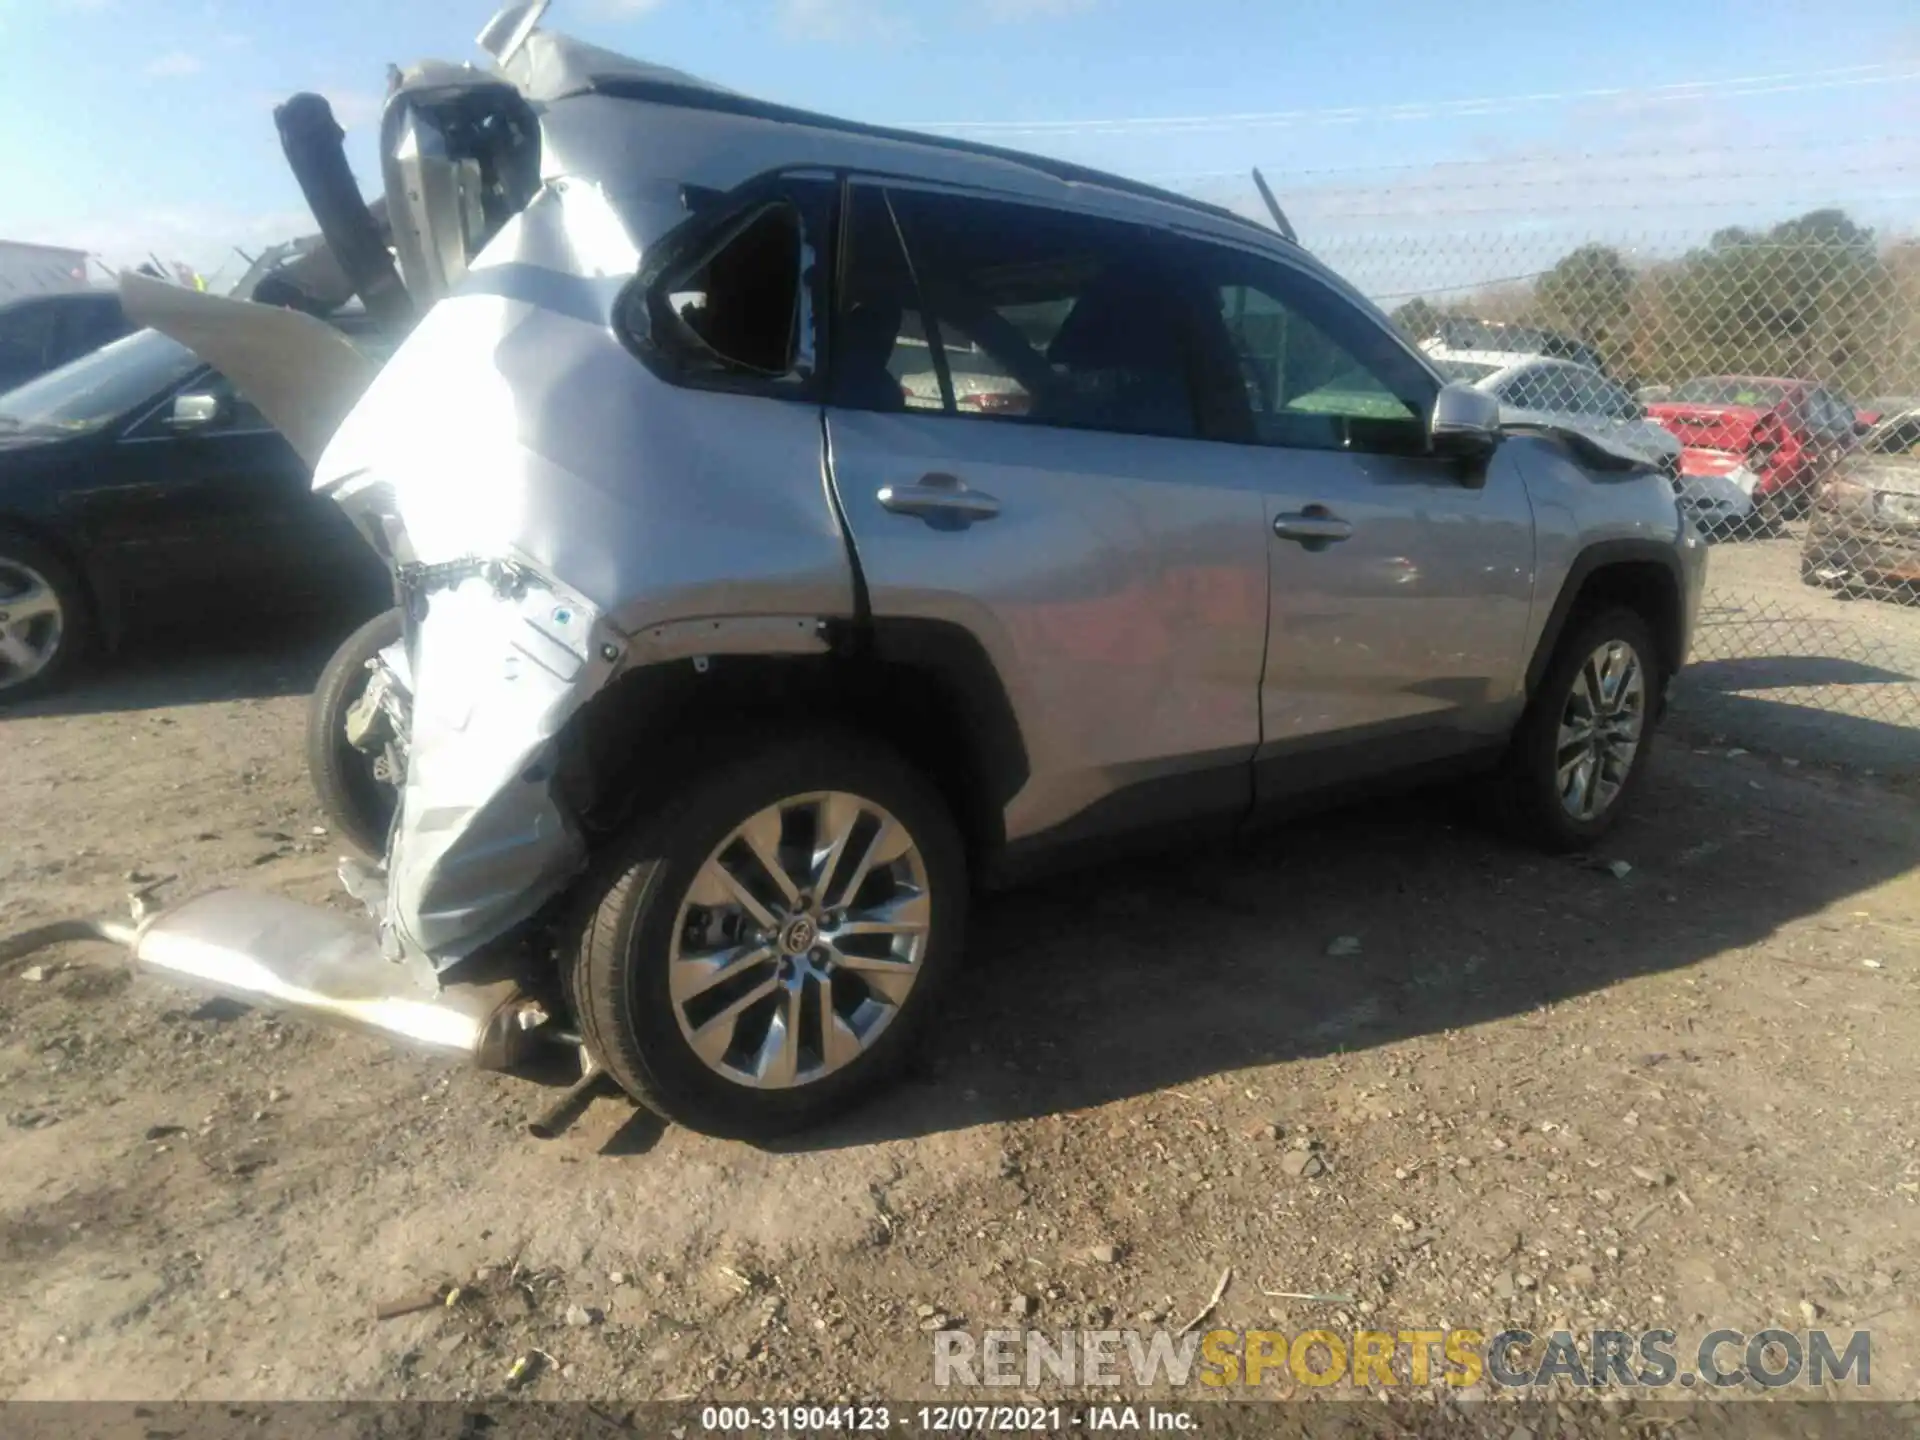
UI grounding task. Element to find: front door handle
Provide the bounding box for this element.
[878,473,1002,525]
[1273,506,1352,547]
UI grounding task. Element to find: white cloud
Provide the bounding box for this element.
[145,49,203,78]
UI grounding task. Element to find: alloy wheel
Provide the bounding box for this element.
[668,791,931,1089]
[0,559,64,692]
[1556,639,1647,821]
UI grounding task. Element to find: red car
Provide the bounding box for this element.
[1647,376,1859,519]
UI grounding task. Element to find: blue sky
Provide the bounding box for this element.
[1,0,1916,294]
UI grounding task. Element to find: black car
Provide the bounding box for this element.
[0,289,135,393]
[0,319,392,699]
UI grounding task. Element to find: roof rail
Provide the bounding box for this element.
[582,74,1282,243]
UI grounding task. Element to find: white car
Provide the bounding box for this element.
[1674,448,1761,533]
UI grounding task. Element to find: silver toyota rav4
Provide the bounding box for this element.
[81,4,1704,1137]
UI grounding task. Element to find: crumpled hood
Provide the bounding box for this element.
[1499,406,1672,472]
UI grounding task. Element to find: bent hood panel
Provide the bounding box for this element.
[119,274,383,469]
[1499,406,1665,472]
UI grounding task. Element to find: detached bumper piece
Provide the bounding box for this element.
[3,889,557,1072]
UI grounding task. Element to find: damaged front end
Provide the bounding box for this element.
[38,4,849,1080]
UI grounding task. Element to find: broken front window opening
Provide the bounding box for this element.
[655,202,804,380]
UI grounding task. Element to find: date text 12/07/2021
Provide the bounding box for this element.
[699,1405,1198,1432]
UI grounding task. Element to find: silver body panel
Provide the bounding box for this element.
[125,6,1705,981]
[826,410,1270,837]
[1246,443,1536,746]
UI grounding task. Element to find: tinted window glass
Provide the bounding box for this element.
[1672,377,1788,408]
[1803,389,1856,436]
[1502,363,1625,417]
[60,297,129,359]
[1434,358,1499,384]
[872,188,1202,441]
[0,328,200,433]
[1587,374,1639,419]
[832,187,944,413]
[646,201,806,382]
[1497,365,1557,411]
[0,301,57,374]
[1196,246,1433,453]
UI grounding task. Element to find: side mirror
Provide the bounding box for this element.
[168,392,222,431]
[1429,382,1502,459]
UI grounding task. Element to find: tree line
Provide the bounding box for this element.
[1386,209,1920,401]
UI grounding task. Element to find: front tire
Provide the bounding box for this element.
[1492,606,1663,852]
[306,607,403,856]
[0,530,91,704]
[567,732,967,1138]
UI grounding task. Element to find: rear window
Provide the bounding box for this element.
[1671,378,1787,408]
[633,199,809,387]
[0,300,57,374]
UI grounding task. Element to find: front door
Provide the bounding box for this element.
[104,371,374,608]
[823,183,1272,848]
[1167,238,1536,799]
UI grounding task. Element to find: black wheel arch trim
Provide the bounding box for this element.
[1524,537,1686,699]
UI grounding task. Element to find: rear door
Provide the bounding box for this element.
[823,183,1271,848]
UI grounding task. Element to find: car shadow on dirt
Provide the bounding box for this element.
[768,742,1920,1152]
[0,612,365,719]
[1671,678,1920,776]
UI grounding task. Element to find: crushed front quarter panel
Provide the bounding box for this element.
[316,178,853,966]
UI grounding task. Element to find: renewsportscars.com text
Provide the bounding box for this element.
[932,1326,1871,1390]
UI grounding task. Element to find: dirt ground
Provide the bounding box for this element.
[1678,526,1920,775]
[3,619,1919,1410]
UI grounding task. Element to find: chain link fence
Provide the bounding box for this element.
[1217,153,1920,770]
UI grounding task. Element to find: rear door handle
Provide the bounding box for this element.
[1273,506,1353,546]
[878,473,1002,524]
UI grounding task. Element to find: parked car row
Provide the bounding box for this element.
[1647,376,1862,527]
[1429,338,1896,541]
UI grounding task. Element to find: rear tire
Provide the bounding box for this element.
[566,731,967,1139]
[306,607,403,856]
[0,529,92,704]
[1491,606,1663,852]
